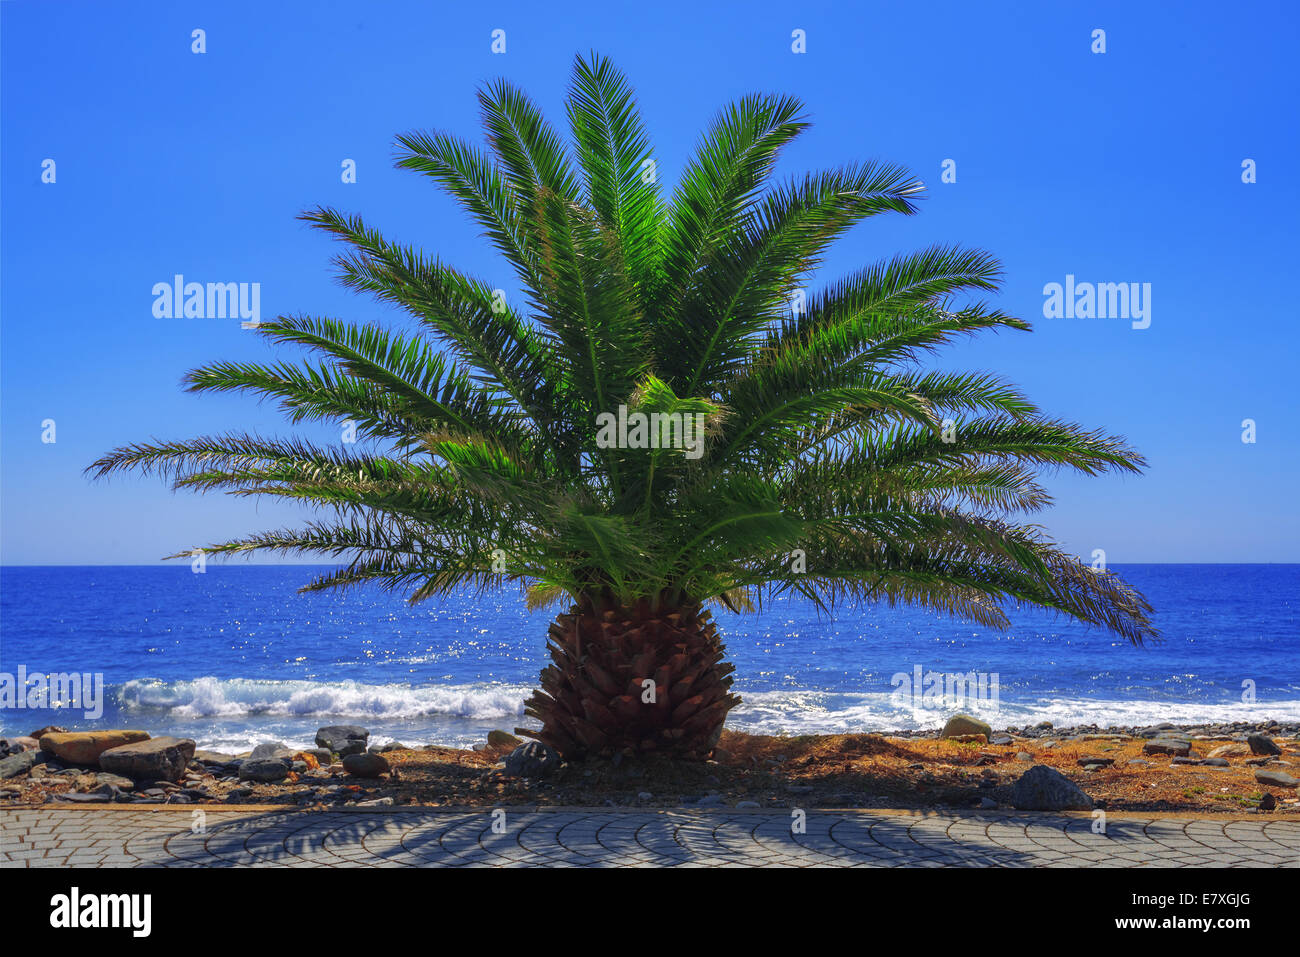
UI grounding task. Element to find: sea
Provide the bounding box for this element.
[1,564,1296,754]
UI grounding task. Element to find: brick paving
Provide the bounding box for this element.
[2,807,1297,867]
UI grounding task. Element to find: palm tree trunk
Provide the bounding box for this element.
[519,594,740,759]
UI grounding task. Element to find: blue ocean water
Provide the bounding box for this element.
[1,564,1296,753]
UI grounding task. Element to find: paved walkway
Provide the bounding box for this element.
[2,807,1297,867]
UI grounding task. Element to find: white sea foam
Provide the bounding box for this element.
[118,676,530,720]
[114,676,1300,734]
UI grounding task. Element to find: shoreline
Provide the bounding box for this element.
[5,719,1298,817]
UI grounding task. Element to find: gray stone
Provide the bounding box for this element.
[1011,765,1093,811]
[503,741,561,778]
[341,752,390,777]
[0,751,37,779]
[193,750,237,765]
[93,773,135,789]
[250,741,293,760]
[305,748,333,766]
[52,787,115,803]
[990,735,1013,746]
[238,758,290,783]
[735,800,760,808]
[99,736,196,782]
[1247,733,1283,756]
[1255,769,1299,789]
[1143,738,1193,757]
[315,725,369,756]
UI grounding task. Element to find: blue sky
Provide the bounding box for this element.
[2,0,1297,564]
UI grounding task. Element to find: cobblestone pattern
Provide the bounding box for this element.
[2,808,1297,868]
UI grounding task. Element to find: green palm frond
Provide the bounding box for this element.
[89,53,1156,644]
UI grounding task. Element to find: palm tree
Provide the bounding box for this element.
[90,53,1155,761]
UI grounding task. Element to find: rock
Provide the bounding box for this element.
[990,735,1013,746]
[28,726,68,739]
[193,750,237,765]
[1207,743,1251,759]
[978,797,998,810]
[52,786,116,803]
[1127,758,1152,767]
[99,737,196,782]
[735,800,760,808]
[1011,765,1093,811]
[341,752,390,777]
[503,741,561,778]
[1143,738,1192,757]
[0,751,38,779]
[1202,758,1229,768]
[356,797,394,807]
[940,715,993,740]
[39,730,150,766]
[1015,752,1034,762]
[93,773,135,790]
[695,794,725,807]
[1247,733,1283,756]
[371,742,408,753]
[238,758,289,783]
[305,748,333,766]
[1076,756,1114,767]
[1254,769,1299,789]
[487,730,522,750]
[315,725,369,756]
[0,736,39,756]
[1259,793,1277,811]
[250,741,294,760]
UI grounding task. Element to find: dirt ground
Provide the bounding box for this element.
[9,729,1296,815]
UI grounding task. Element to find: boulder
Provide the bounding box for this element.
[0,736,39,756]
[1011,765,1093,811]
[99,736,196,782]
[1207,742,1251,759]
[1142,738,1192,757]
[487,730,523,750]
[193,750,237,765]
[28,726,68,739]
[315,725,369,756]
[940,715,993,740]
[0,751,38,779]
[39,730,150,766]
[238,759,290,783]
[250,741,294,760]
[503,741,562,778]
[1255,769,1299,789]
[1247,733,1283,756]
[341,752,390,777]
